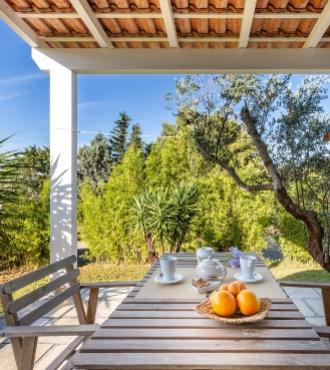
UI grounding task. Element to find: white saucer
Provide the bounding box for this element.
[154,273,184,285]
[234,271,263,283]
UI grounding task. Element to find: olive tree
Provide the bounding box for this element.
[170,75,330,272]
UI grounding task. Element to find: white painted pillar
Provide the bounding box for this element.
[32,50,78,263]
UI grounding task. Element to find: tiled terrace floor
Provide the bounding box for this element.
[0,287,326,370]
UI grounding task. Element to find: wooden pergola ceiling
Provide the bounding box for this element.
[2,0,330,49]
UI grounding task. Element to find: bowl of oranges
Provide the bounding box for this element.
[196,280,272,324]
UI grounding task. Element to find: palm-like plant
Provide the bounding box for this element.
[133,182,200,259]
[0,137,21,220]
[0,137,22,268]
[166,182,200,253]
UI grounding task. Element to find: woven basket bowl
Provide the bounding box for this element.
[196,297,272,324]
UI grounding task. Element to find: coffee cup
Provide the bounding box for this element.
[160,255,177,282]
[239,254,257,280]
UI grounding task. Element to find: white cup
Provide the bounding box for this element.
[239,254,257,281]
[160,255,177,282]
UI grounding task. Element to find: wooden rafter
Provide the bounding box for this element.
[239,0,257,48]
[39,36,330,43]
[16,12,321,20]
[70,0,112,48]
[304,0,330,48]
[0,0,45,48]
[159,0,178,48]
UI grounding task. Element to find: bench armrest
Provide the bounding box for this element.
[279,280,330,289]
[2,324,98,338]
[80,281,139,289]
[314,326,330,339]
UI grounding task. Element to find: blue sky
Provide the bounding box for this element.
[1,20,330,151]
[0,21,179,150]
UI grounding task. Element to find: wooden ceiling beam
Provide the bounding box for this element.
[239,0,257,48]
[16,11,321,20]
[159,0,178,47]
[70,0,112,48]
[304,0,330,47]
[0,0,45,47]
[39,36,330,43]
[32,48,330,74]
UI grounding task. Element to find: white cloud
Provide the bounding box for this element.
[0,91,27,102]
[78,100,108,110]
[0,73,46,86]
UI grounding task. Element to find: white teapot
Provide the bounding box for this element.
[196,256,227,280]
[196,247,214,263]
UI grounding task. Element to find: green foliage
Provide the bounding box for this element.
[277,211,311,263]
[170,74,330,266]
[110,112,131,164]
[129,123,143,151]
[0,139,50,269]
[78,133,111,186]
[133,182,200,254]
[80,146,147,262]
[7,180,50,267]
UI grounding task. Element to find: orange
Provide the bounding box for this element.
[236,289,260,316]
[235,281,247,291]
[219,283,229,291]
[227,281,241,296]
[210,290,237,317]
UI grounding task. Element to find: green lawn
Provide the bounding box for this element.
[1,260,329,316]
[270,260,330,282]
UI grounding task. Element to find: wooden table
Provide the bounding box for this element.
[71,253,330,369]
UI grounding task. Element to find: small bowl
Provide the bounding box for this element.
[191,278,222,294]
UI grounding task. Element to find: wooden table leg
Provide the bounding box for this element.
[322,288,330,326]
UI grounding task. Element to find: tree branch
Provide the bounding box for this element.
[196,143,273,192]
[220,161,273,192]
[241,103,327,269]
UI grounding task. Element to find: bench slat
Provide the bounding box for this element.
[6,269,79,315]
[19,283,80,326]
[4,324,98,337]
[2,255,76,294]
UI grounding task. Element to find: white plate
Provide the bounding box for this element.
[234,271,263,283]
[190,279,221,294]
[154,273,184,285]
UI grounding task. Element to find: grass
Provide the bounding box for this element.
[0,263,149,316]
[1,259,329,316]
[269,260,330,282]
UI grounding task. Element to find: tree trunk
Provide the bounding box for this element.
[241,105,330,272]
[145,233,158,265]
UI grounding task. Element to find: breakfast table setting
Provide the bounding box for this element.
[71,248,330,369]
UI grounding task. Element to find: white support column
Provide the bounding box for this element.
[32,50,77,263]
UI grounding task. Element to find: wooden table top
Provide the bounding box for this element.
[72,253,330,369]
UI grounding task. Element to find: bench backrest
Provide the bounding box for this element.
[0,255,87,327]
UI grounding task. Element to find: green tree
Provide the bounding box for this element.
[78,133,111,185]
[80,146,146,262]
[0,140,50,269]
[129,123,143,150]
[110,112,131,164]
[21,145,49,193]
[172,74,330,271]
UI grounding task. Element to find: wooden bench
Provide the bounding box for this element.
[280,280,330,339]
[0,255,138,370]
